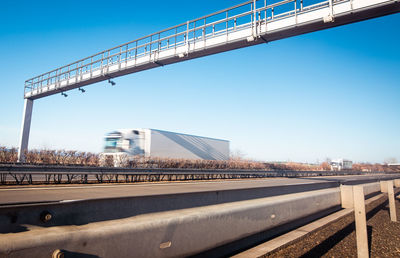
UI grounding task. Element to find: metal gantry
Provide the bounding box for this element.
[17,0,400,161]
[23,0,327,100]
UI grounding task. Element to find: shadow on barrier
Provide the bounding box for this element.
[60,250,99,258]
[191,206,340,258]
[194,199,388,258]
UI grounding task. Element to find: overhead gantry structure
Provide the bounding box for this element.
[18,0,400,161]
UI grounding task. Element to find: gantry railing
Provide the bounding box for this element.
[24,0,341,99]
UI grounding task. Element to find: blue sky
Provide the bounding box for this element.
[0,0,399,163]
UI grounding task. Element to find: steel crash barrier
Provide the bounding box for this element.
[0,164,380,185]
[0,178,399,257]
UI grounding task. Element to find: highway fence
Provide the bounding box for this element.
[0,164,387,185]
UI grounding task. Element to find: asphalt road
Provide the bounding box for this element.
[0,174,398,205]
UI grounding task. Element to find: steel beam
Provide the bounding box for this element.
[17,99,33,163]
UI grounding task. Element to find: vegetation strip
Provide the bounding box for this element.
[1,147,399,172]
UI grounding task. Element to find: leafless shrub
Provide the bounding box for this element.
[0,147,17,163]
[114,154,129,167]
[0,146,100,166]
[1,146,399,172]
[103,155,114,167]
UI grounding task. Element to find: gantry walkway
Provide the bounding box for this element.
[24,0,400,100]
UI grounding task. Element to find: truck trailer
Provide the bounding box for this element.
[103,128,230,160]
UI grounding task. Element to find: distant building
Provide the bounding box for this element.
[330,159,352,171]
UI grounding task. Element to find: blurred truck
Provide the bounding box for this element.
[102,128,229,163]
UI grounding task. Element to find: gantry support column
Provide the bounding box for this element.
[17,98,34,162]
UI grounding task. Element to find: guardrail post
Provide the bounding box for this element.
[380,181,388,193]
[387,180,397,222]
[17,98,34,162]
[353,185,369,258]
[341,184,370,257]
[340,185,354,208]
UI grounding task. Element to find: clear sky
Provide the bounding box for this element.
[0,0,399,163]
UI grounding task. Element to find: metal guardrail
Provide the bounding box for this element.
[0,164,382,185]
[24,0,340,98]
[2,182,398,257]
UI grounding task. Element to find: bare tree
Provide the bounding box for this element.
[384,157,398,165]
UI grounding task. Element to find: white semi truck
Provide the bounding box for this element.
[103,128,230,160]
[330,159,353,171]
